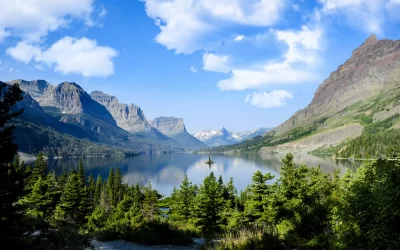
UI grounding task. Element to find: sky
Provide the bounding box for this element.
[1,0,400,133]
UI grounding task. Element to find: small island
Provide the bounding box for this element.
[206,156,214,166]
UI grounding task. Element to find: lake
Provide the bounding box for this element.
[46,153,363,196]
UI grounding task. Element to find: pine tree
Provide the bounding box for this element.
[30,152,48,185]
[191,172,225,237]
[244,171,274,223]
[114,168,123,205]
[78,159,85,189]
[21,174,60,223]
[58,173,89,225]
[88,174,96,206]
[107,168,115,207]
[94,174,102,206]
[0,82,24,240]
[142,181,159,221]
[170,175,196,222]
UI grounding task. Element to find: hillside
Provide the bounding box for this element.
[206,35,400,158]
[9,80,182,156]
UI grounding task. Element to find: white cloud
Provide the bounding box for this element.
[190,66,198,73]
[245,90,293,108]
[34,64,45,71]
[319,0,389,34]
[9,68,15,73]
[141,0,286,54]
[386,0,400,19]
[292,4,300,11]
[234,35,245,41]
[7,37,118,77]
[6,41,41,63]
[218,25,322,90]
[203,52,230,73]
[0,0,96,42]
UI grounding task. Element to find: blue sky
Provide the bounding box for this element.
[1,0,400,133]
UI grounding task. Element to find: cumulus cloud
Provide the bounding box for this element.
[6,42,41,64]
[234,35,245,41]
[0,0,96,42]
[141,0,285,54]
[218,25,322,91]
[190,66,198,73]
[7,37,118,77]
[203,52,230,73]
[319,0,393,34]
[386,0,400,19]
[245,90,293,108]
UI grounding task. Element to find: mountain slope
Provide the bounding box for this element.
[149,117,207,150]
[11,80,181,156]
[206,35,400,157]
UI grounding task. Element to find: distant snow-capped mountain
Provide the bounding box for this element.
[193,127,271,147]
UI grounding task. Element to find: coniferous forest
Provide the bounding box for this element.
[2,86,400,249]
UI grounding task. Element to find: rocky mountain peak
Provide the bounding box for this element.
[90,91,152,133]
[271,36,400,137]
[150,117,187,136]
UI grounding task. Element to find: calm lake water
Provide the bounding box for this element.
[45,153,363,196]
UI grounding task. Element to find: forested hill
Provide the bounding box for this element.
[205,35,400,159]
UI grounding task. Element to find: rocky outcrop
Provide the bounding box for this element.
[271,35,400,136]
[150,117,207,150]
[90,91,153,133]
[15,80,116,125]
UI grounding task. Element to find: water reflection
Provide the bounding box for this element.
[45,153,363,196]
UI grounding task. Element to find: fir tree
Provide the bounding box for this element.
[107,168,115,207]
[191,172,225,237]
[88,174,96,206]
[30,152,48,185]
[170,175,196,222]
[21,174,60,223]
[114,168,123,205]
[58,173,89,225]
[142,181,159,221]
[78,159,85,189]
[0,82,24,240]
[94,174,102,206]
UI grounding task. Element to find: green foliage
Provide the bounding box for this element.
[57,173,89,226]
[0,82,25,241]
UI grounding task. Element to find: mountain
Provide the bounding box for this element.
[193,127,270,147]
[90,91,168,140]
[149,117,207,150]
[10,80,181,156]
[206,35,400,158]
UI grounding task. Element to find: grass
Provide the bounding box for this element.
[202,224,285,250]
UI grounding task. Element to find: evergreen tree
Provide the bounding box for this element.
[170,175,196,222]
[88,174,96,206]
[0,82,24,240]
[133,183,142,208]
[94,174,102,206]
[142,181,159,221]
[30,152,48,185]
[191,172,225,237]
[244,171,274,223]
[114,168,123,205]
[21,174,60,224]
[78,159,85,189]
[58,173,89,225]
[107,168,115,207]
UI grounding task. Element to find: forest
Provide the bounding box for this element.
[2,84,400,250]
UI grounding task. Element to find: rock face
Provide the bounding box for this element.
[90,91,153,133]
[194,127,272,147]
[272,35,400,136]
[14,80,116,125]
[150,117,207,150]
